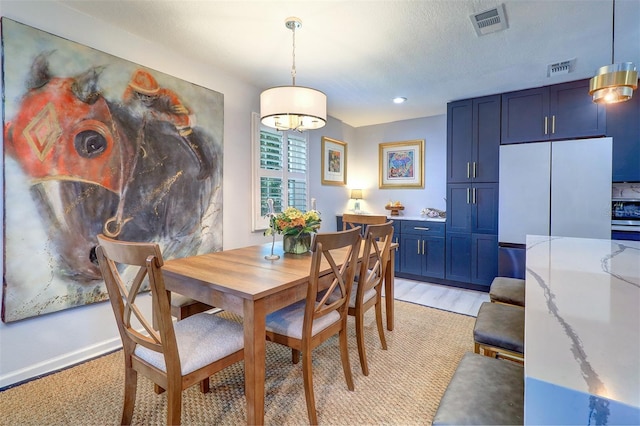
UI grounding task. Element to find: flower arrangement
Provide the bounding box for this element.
[264,206,322,237]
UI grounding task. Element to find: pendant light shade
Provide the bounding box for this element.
[589,62,638,104]
[260,17,327,132]
[589,0,638,104]
[260,86,326,131]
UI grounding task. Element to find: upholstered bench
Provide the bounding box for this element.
[474,301,524,363]
[432,352,524,425]
[489,277,525,307]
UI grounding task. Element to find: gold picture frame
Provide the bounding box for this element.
[321,137,347,186]
[379,139,425,189]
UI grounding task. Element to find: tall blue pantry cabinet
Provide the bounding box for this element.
[445,95,500,288]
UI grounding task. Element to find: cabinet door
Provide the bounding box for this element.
[400,234,423,275]
[423,236,445,279]
[608,85,640,182]
[447,100,473,183]
[501,87,549,144]
[472,183,499,235]
[445,232,471,282]
[473,95,501,182]
[392,222,401,274]
[447,184,471,233]
[549,80,606,140]
[471,233,498,286]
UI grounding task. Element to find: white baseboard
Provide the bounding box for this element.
[0,337,123,389]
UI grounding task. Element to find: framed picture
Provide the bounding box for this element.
[321,137,347,186]
[379,139,425,189]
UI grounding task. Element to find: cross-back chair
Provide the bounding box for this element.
[265,228,362,425]
[342,213,387,232]
[95,234,244,426]
[349,221,394,375]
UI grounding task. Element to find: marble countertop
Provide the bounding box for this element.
[524,235,640,425]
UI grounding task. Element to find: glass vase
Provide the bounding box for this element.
[283,233,311,254]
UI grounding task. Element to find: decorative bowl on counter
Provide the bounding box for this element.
[385,204,405,216]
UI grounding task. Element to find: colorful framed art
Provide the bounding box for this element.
[378,139,425,189]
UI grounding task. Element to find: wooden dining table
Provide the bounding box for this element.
[162,239,396,425]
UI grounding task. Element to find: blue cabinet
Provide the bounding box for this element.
[607,84,640,182]
[446,183,498,235]
[399,221,445,279]
[501,79,606,144]
[445,232,497,287]
[447,95,500,183]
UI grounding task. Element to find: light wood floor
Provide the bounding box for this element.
[393,277,489,317]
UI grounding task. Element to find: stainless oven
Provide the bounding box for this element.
[612,198,640,240]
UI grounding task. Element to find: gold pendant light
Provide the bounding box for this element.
[260,17,327,131]
[589,0,638,104]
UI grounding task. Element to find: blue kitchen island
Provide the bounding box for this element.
[525,235,640,424]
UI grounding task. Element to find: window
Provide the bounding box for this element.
[252,113,309,230]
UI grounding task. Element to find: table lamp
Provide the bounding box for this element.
[350,189,363,213]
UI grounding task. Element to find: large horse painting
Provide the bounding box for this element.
[1,18,224,322]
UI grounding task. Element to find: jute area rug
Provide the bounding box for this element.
[0,300,475,425]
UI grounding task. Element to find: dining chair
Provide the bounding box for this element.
[265,228,362,425]
[95,234,244,426]
[347,221,394,376]
[342,213,387,232]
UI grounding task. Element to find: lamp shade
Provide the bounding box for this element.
[260,86,327,131]
[589,62,638,104]
[350,189,363,200]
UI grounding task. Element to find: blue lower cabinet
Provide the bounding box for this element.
[471,234,498,286]
[446,232,497,287]
[399,221,446,279]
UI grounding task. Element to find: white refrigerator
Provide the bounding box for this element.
[498,137,612,277]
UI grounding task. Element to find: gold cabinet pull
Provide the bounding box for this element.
[473,187,477,204]
[422,240,425,255]
[413,227,430,231]
[417,240,420,254]
[467,162,470,179]
[467,187,471,204]
[552,115,556,134]
[473,162,477,178]
[544,116,548,135]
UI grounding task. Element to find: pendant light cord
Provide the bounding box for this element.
[611,0,615,64]
[291,24,297,86]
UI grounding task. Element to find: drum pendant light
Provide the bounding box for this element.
[589,0,638,104]
[260,17,327,131]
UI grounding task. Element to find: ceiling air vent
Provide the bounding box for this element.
[547,59,576,77]
[470,4,508,36]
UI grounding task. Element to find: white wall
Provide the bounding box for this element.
[0,1,447,388]
[352,116,447,217]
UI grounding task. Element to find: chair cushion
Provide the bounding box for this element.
[473,302,524,354]
[326,281,376,308]
[265,300,340,339]
[432,352,524,425]
[134,312,244,375]
[489,277,525,307]
[170,294,204,308]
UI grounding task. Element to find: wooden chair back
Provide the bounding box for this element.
[96,234,175,360]
[307,227,363,335]
[342,213,387,231]
[358,221,394,299]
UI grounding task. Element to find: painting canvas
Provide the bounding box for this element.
[379,140,424,188]
[1,18,224,322]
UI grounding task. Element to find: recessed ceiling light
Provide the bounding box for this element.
[393,97,407,104]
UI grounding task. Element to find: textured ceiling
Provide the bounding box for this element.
[57,0,640,128]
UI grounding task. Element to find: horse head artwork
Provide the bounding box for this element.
[4,53,222,291]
